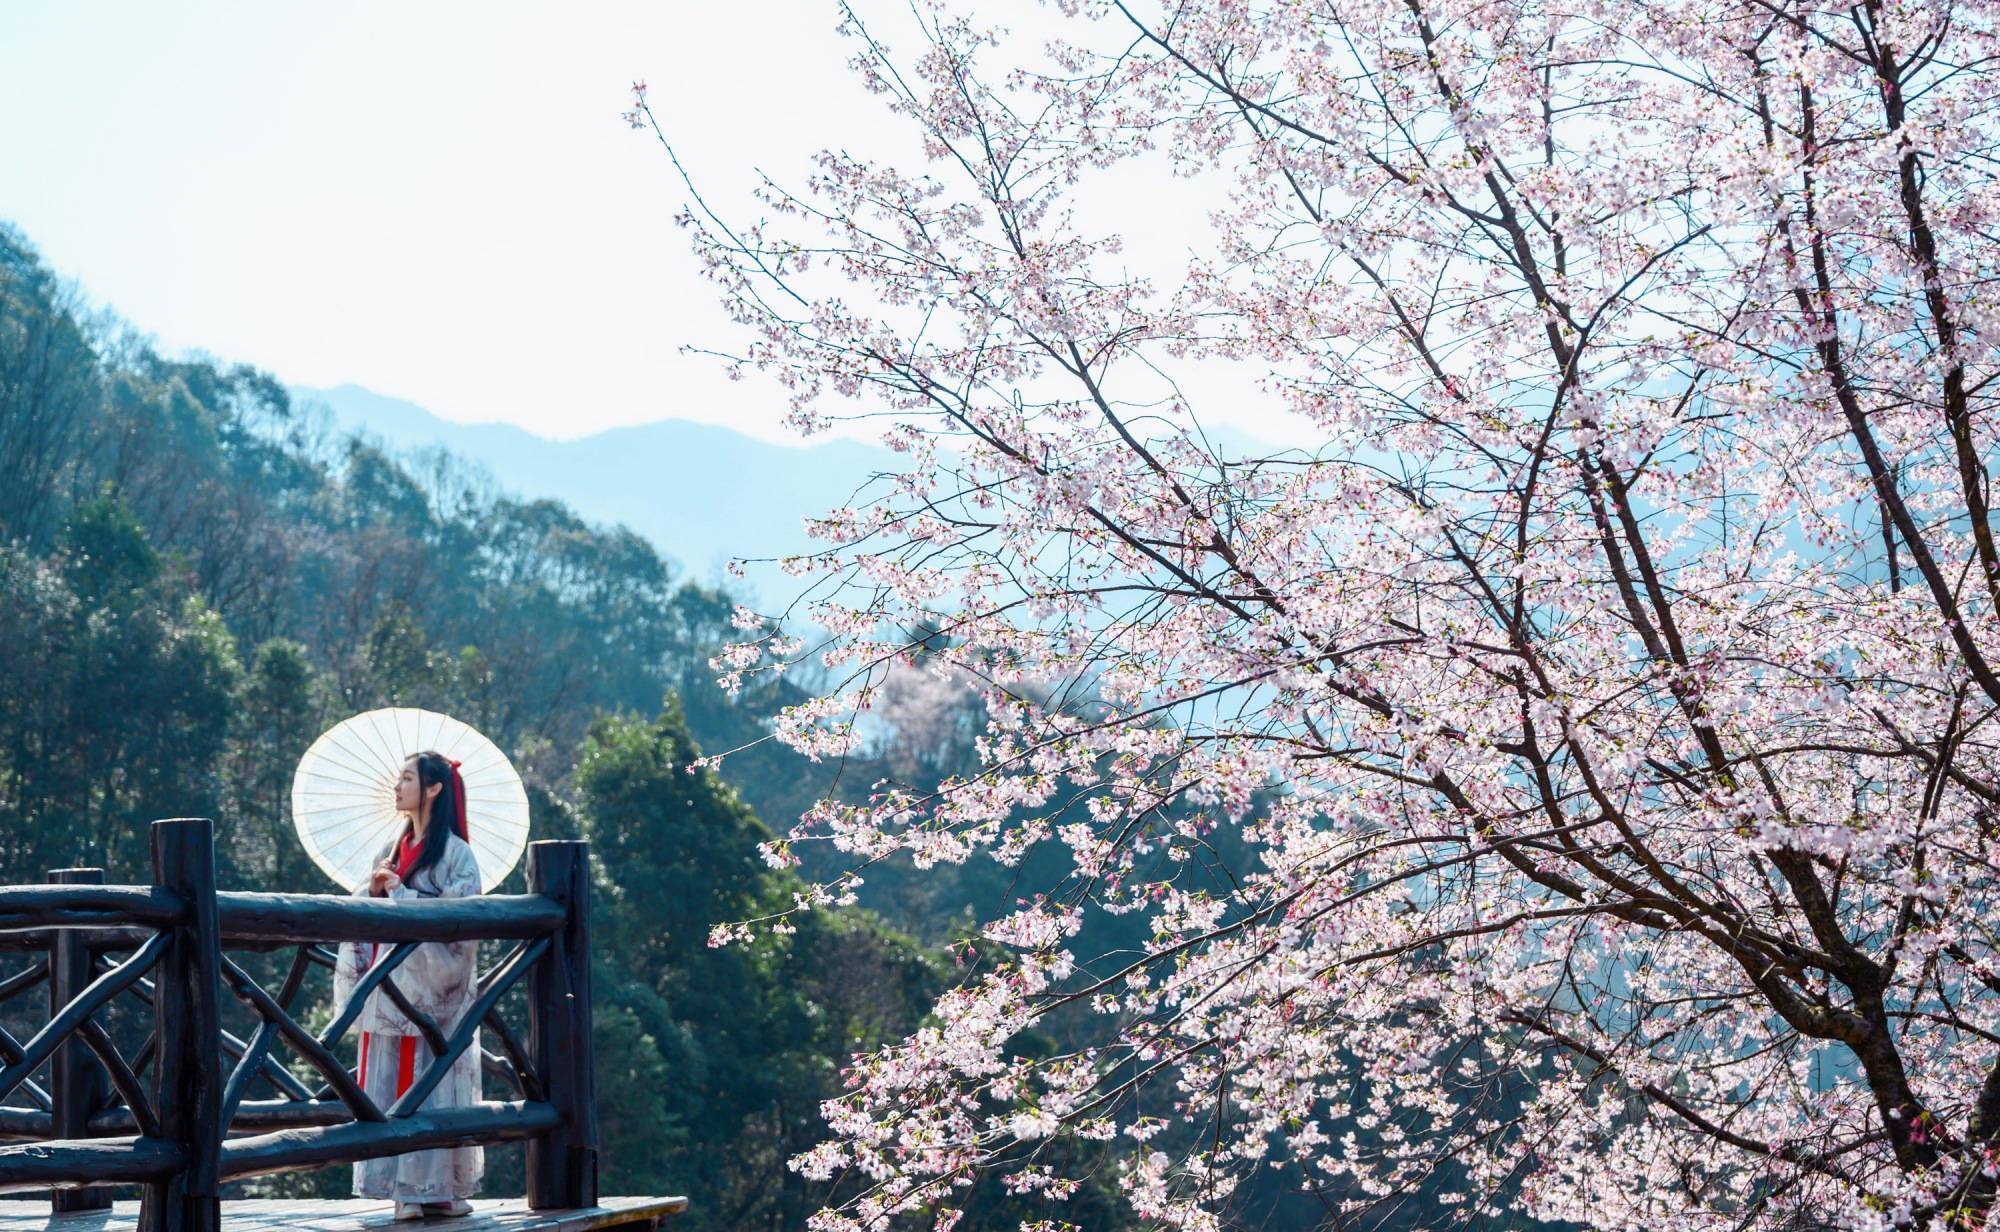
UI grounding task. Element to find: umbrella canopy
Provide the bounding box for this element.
[290,708,530,893]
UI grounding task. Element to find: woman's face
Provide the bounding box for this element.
[395,757,432,816]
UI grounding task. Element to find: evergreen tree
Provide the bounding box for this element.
[576,703,946,1230]
[223,638,326,888]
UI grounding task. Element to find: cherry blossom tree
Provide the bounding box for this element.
[635,0,2000,1226]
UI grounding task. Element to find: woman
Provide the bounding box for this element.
[331,750,485,1220]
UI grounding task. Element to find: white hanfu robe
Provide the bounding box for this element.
[332,830,485,1203]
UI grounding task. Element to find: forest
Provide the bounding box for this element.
[0,223,1155,1231]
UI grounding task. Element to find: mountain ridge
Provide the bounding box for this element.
[292,383,891,603]
[294,382,1293,609]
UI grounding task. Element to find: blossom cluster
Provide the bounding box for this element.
[642,0,2000,1227]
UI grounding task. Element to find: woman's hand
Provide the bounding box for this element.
[368,864,402,897]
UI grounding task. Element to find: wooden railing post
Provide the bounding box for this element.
[142,819,222,1232]
[48,866,112,1215]
[526,840,597,1209]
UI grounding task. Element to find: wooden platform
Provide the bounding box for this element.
[0,1197,688,1230]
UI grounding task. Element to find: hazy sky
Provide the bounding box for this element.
[0,3,915,443]
[2,3,1290,449]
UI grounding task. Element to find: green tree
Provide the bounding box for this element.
[576,702,946,1231]
[360,602,451,708]
[0,497,240,878]
[575,699,769,985]
[58,491,159,602]
[224,638,326,890]
[0,224,99,548]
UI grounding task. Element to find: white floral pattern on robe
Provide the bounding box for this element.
[331,829,485,1201]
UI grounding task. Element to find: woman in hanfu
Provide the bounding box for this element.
[332,750,485,1220]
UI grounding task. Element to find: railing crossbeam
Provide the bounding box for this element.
[0,931,167,1110]
[388,936,549,1118]
[217,892,563,943]
[313,940,418,1049]
[217,945,316,1129]
[219,1100,558,1184]
[0,1134,185,1194]
[0,885,184,932]
[482,1006,543,1101]
[110,965,315,1101]
[306,940,454,1061]
[0,1024,53,1113]
[217,954,384,1125]
[75,1017,157,1139]
[0,961,46,1008]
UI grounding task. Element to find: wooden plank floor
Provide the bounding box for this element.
[0,1196,688,1230]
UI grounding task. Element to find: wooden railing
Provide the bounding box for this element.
[0,818,598,1231]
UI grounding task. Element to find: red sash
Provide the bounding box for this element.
[359,827,427,1094]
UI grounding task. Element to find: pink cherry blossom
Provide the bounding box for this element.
[640,0,2000,1226]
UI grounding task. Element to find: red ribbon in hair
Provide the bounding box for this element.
[448,757,469,841]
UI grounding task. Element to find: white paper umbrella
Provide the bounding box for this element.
[290,708,530,893]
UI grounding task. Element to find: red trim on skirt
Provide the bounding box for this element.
[357,1031,421,1102]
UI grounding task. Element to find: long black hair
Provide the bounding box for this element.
[399,750,463,890]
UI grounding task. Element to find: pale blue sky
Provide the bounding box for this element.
[0,2,891,441]
[1,3,1277,447]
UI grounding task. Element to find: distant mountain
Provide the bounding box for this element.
[294,383,1295,611]
[292,384,893,607]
